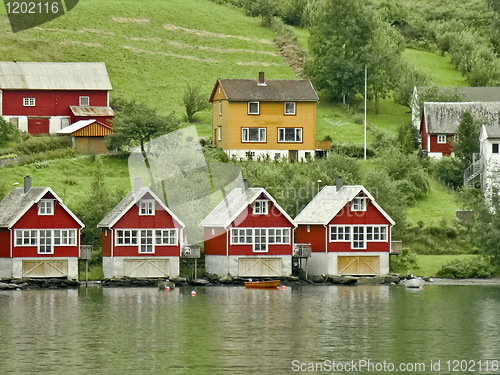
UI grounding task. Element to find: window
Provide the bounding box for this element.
[278,128,302,142]
[39,230,53,254]
[254,228,267,252]
[284,102,296,115]
[15,230,38,246]
[155,229,177,245]
[54,229,76,245]
[79,96,90,106]
[23,98,35,106]
[248,102,259,114]
[493,144,499,154]
[217,126,222,141]
[366,226,387,242]
[246,151,256,159]
[242,128,266,142]
[352,226,365,249]
[140,230,154,253]
[274,153,281,161]
[38,200,54,215]
[116,230,138,245]
[268,228,290,244]
[437,134,447,144]
[61,118,70,128]
[330,226,351,242]
[218,101,222,116]
[231,228,253,244]
[253,200,269,215]
[139,200,155,215]
[352,198,367,211]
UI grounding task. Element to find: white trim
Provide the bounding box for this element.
[79,96,90,106]
[253,200,269,215]
[38,199,54,215]
[284,101,296,115]
[278,127,302,143]
[115,228,179,254]
[242,127,266,143]
[329,225,389,249]
[138,199,155,216]
[437,134,447,144]
[351,197,367,211]
[23,97,35,106]
[14,228,78,248]
[248,101,259,115]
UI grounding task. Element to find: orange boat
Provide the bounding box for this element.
[244,280,280,289]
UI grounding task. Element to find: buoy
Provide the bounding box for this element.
[418,286,423,290]
[191,290,196,296]
[281,285,286,290]
[166,286,170,291]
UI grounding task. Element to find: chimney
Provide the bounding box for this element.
[257,72,267,87]
[336,176,343,192]
[24,175,32,194]
[243,178,249,191]
[133,177,141,194]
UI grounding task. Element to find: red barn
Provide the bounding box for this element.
[294,180,395,276]
[0,61,113,134]
[0,176,84,279]
[200,186,296,277]
[98,186,185,279]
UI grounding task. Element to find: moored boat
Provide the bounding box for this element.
[403,277,425,288]
[244,280,281,289]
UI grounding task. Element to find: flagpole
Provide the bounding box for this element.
[364,66,367,160]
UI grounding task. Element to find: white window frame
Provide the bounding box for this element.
[116,229,139,246]
[248,102,260,115]
[254,228,268,252]
[140,229,154,254]
[53,229,76,246]
[352,226,366,249]
[217,126,222,141]
[155,229,178,246]
[352,198,367,212]
[38,229,53,254]
[230,227,290,250]
[139,200,155,216]
[242,127,266,143]
[278,128,302,143]
[23,98,35,107]
[330,225,388,248]
[329,226,352,242]
[284,102,296,115]
[267,228,290,244]
[15,230,38,246]
[253,200,269,215]
[79,96,90,106]
[231,228,253,244]
[366,226,388,242]
[38,200,54,215]
[437,134,447,144]
[61,118,71,128]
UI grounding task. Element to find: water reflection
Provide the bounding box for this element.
[0,285,499,374]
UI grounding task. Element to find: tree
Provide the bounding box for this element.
[452,111,481,168]
[107,99,180,168]
[182,83,209,123]
[0,117,20,142]
[305,0,375,103]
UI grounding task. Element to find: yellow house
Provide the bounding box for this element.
[209,72,323,161]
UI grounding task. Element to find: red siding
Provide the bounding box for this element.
[227,200,294,256]
[204,227,227,255]
[0,229,10,257]
[110,194,182,257]
[72,115,113,126]
[429,134,453,155]
[296,224,326,253]
[2,90,108,117]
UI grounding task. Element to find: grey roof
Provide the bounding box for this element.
[200,187,295,228]
[416,87,500,102]
[483,125,500,138]
[423,102,500,134]
[0,62,112,90]
[0,186,84,228]
[211,78,319,102]
[294,185,395,226]
[97,187,185,228]
[70,106,114,117]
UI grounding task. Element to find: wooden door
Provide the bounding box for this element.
[123,259,170,278]
[27,118,50,135]
[338,256,380,276]
[22,260,68,278]
[289,150,298,162]
[238,258,282,277]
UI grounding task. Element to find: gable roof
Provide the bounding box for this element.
[209,78,319,102]
[97,187,185,229]
[200,187,296,228]
[70,106,114,117]
[294,185,395,226]
[57,119,112,135]
[414,87,500,103]
[0,62,112,90]
[482,125,500,139]
[422,102,500,134]
[0,186,84,228]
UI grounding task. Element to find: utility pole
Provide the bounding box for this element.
[364,66,367,160]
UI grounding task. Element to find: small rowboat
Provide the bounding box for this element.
[403,277,425,289]
[244,280,280,289]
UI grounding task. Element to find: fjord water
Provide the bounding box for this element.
[0,285,499,375]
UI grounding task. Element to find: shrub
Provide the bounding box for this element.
[15,136,72,155]
[19,148,77,165]
[390,249,418,273]
[436,258,496,279]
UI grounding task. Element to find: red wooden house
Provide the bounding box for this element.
[200,185,296,277]
[0,176,84,279]
[98,186,185,279]
[294,180,395,276]
[0,61,113,135]
[420,102,500,158]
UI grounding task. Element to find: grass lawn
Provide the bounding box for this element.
[414,254,479,277]
[403,49,468,87]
